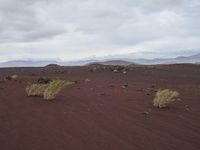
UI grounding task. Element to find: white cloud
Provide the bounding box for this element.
[0,0,200,62]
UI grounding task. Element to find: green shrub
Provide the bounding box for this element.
[153,89,180,108]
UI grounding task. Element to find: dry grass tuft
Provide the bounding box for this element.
[153,89,180,108]
[43,80,74,100]
[26,84,49,97]
[26,80,74,100]
[11,74,18,80]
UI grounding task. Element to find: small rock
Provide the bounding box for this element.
[143,111,149,115]
[93,67,97,71]
[113,69,119,73]
[37,77,52,84]
[124,84,128,87]
[177,98,182,101]
[11,74,18,80]
[5,76,12,80]
[123,71,127,74]
[85,78,91,82]
[185,105,190,111]
[101,67,106,70]
[122,84,128,89]
[5,75,18,80]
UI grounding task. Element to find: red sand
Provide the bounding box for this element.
[0,64,200,150]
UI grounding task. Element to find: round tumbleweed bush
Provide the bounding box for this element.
[153,89,180,108]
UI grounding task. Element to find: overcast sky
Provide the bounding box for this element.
[0,0,200,62]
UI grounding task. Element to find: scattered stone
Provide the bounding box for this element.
[85,78,91,82]
[11,74,18,80]
[124,84,128,87]
[116,66,125,71]
[113,69,119,73]
[88,64,106,72]
[5,74,18,80]
[93,67,97,71]
[5,76,12,80]
[122,84,128,89]
[185,105,190,111]
[37,77,52,84]
[123,71,127,74]
[177,98,182,101]
[40,70,45,74]
[101,67,106,70]
[142,111,150,116]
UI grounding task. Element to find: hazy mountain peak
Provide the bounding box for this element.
[0,53,200,67]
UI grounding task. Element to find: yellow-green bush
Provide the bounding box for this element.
[11,74,18,80]
[43,80,74,100]
[153,89,180,108]
[26,80,74,100]
[26,84,49,97]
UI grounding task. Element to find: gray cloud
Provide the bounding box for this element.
[0,0,66,43]
[0,0,200,61]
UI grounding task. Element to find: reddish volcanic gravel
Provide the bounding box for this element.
[0,64,200,150]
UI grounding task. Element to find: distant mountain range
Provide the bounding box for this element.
[0,60,60,67]
[132,53,200,65]
[0,53,200,67]
[88,60,134,66]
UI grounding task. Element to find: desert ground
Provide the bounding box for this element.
[0,64,200,150]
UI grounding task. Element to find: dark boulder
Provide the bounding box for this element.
[5,76,12,80]
[37,77,52,84]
